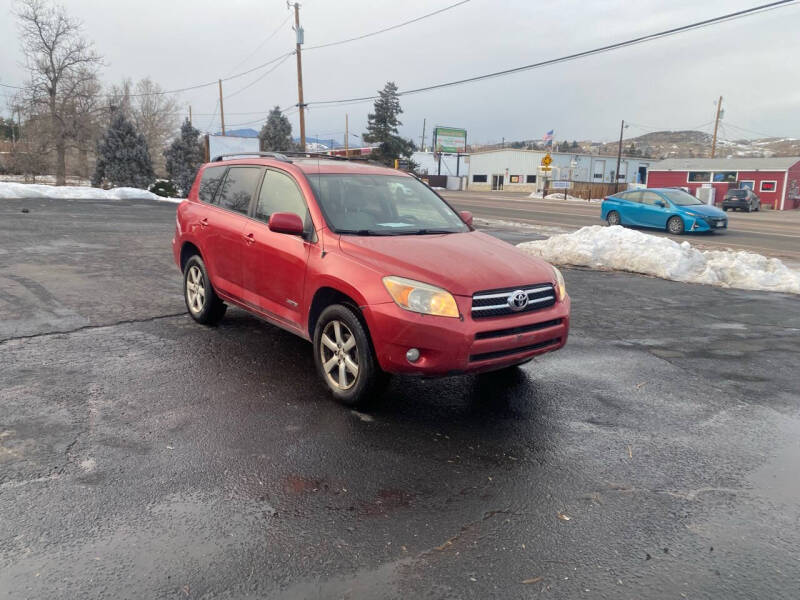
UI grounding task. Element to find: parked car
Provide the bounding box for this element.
[722,188,760,212]
[172,152,570,406]
[602,187,728,234]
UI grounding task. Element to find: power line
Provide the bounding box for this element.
[224,53,294,100]
[304,0,471,51]
[724,121,786,139]
[307,0,797,107]
[227,12,292,75]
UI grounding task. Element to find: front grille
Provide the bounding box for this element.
[475,318,563,340]
[471,284,555,319]
[469,337,561,362]
[703,216,727,228]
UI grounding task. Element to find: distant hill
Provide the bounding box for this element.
[471,130,800,159]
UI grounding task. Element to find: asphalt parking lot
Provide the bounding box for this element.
[1,197,799,599]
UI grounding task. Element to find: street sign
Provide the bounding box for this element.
[551,181,572,189]
[541,153,553,167]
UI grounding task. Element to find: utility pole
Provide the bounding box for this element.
[344,113,349,156]
[218,80,226,135]
[290,2,306,150]
[420,118,426,152]
[710,95,723,158]
[188,105,192,126]
[615,119,625,193]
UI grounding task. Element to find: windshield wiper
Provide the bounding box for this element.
[336,229,401,236]
[410,228,457,235]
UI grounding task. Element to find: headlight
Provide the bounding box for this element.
[382,276,459,318]
[553,267,566,302]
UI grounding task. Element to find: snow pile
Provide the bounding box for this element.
[0,182,183,203]
[518,225,800,294]
[528,191,602,203]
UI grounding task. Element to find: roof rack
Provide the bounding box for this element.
[280,151,372,162]
[211,152,291,163]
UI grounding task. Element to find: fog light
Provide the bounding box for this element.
[406,348,420,363]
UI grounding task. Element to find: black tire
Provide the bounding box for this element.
[313,304,387,407]
[667,216,685,235]
[723,206,729,212]
[606,211,621,226]
[183,255,226,325]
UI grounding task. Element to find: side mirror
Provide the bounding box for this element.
[655,200,666,208]
[268,212,304,236]
[459,210,473,227]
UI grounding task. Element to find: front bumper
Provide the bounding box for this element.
[365,295,571,375]
[684,214,727,231]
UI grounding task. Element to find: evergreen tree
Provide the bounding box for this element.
[259,106,297,151]
[164,118,204,195]
[571,140,578,150]
[362,81,416,166]
[93,111,153,188]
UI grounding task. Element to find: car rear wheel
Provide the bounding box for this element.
[606,211,621,226]
[723,206,729,212]
[667,216,685,235]
[313,304,387,407]
[184,255,226,325]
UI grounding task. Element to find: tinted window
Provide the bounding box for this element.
[472,174,487,183]
[217,167,262,214]
[728,190,747,198]
[256,170,309,223]
[618,191,641,203]
[661,189,703,206]
[197,166,226,204]
[640,191,663,205]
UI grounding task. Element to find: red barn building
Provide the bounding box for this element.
[646,157,800,210]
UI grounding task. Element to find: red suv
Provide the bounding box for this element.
[172,153,570,406]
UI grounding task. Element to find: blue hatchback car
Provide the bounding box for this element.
[601,188,728,234]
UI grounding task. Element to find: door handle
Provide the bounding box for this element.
[199,218,208,229]
[243,232,255,245]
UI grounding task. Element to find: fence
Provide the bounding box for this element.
[543,181,622,200]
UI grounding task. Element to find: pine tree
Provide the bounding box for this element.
[259,106,296,151]
[93,111,154,188]
[164,118,204,195]
[362,81,416,166]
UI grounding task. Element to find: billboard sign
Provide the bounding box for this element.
[433,127,467,154]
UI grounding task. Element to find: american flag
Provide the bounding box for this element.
[542,130,554,145]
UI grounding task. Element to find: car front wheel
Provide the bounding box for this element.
[667,216,685,235]
[606,211,621,226]
[313,304,387,407]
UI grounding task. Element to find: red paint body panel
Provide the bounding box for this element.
[173,158,571,374]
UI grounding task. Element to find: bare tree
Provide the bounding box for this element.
[106,77,179,176]
[16,0,102,185]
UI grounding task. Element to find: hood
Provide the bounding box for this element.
[679,203,726,218]
[338,230,556,296]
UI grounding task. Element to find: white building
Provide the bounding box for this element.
[467,149,656,192]
[411,151,467,177]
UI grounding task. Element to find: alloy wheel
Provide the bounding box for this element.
[186,265,206,314]
[607,211,620,226]
[320,320,359,391]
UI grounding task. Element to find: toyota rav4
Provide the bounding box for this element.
[172,153,570,406]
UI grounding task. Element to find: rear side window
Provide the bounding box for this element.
[217,167,263,214]
[619,191,641,203]
[255,170,309,222]
[197,166,227,204]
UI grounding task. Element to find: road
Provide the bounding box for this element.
[1,198,799,599]
[440,190,800,263]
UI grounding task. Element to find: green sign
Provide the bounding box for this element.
[433,127,467,154]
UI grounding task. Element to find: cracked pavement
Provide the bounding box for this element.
[1,197,799,599]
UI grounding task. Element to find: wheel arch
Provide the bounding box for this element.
[308,286,363,338]
[180,241,202,272]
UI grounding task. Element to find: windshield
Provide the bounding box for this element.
[660,189,704,206]
[308,174,469,235]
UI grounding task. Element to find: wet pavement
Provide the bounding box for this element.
[1,198,799,599]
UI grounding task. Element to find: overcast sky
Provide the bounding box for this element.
[2,0,799,146]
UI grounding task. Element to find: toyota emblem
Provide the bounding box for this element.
[507,290,529,311]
